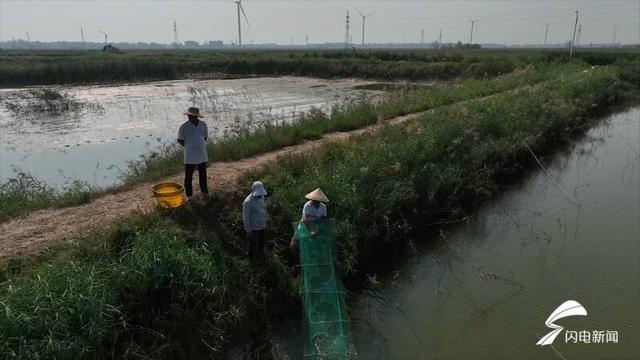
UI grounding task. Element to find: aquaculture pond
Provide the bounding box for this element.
[350,107,640,359]
[0,77,382,188]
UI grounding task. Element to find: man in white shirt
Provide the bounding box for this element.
[178,107,209,200]
[242,181,268,258]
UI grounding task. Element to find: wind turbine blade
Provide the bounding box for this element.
[356,8,364,17]
[239,4,251,28]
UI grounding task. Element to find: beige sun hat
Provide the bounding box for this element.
[184,106,203,117]
[305,188,329,203]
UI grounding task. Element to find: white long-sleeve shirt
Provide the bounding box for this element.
[242,195,268,233]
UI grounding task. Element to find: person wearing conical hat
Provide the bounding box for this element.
[302,188,329,225]
[290,188,329,250]
[178,107,209,201]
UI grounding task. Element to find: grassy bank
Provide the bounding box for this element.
[0,61,636,358]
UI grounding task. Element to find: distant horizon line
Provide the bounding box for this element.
[2,39,638,48]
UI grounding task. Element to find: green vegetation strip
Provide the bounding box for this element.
[1,63,635,358]
[0,49,528,87]
[1,49,636,87]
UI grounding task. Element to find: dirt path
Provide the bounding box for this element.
[0,112,421,258]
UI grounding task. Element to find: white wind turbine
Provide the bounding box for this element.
[98,31,108,46]
[356,9,373,47]
[235,0,250,46]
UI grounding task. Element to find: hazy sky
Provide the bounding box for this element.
[1,0,638,45]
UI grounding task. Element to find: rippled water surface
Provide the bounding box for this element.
[351,108,640,359]
[0,77,381,187]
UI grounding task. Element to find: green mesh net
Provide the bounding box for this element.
[294,219,356,359]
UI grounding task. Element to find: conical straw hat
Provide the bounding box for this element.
[305,188,329,203]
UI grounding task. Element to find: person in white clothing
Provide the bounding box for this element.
[178,107,209,200]
[242,181,268,258]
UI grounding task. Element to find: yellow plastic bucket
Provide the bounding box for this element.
[151,182,186,208]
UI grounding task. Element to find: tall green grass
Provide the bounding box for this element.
[0,214,297,359]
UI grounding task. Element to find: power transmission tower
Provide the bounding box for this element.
[345,10,350,48]
[544,23,550,47]
[469,20,477,45]
[421,28,424,45]
[569,10,579,57]
[173,19,179,48]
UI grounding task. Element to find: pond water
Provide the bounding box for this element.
[0,77,382,188]
[350,107,640,359]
